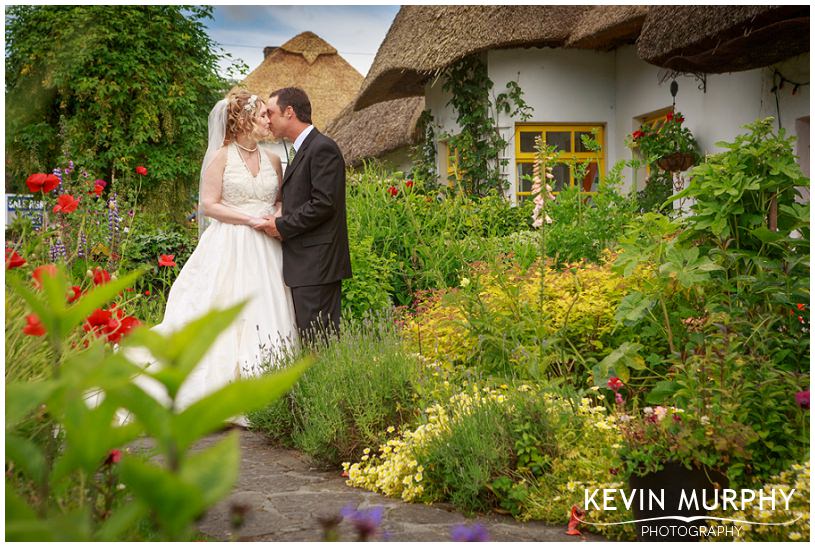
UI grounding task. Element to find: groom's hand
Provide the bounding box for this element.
[261,216,283,240]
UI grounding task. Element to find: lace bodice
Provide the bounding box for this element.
[221,143,279,217]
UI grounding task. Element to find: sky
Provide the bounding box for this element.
[204,5,401,80]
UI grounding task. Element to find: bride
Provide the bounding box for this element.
[125,90,298,415]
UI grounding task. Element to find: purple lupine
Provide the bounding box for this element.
[77,231,87,259]
[49,241,58,262]
[55,237,67,262]
[451,524,490,542]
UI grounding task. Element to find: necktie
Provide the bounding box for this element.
[289,145,297,162]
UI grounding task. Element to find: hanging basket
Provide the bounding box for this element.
[657,152,696,172]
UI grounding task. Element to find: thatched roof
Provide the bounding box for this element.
[566,6,649,49]
[636,6,810,73]
[354,5,590,110]
[235,31,363,130]
[325,97,425,167]
[355,5,809,110]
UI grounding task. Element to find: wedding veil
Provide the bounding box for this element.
[198,98,229,237]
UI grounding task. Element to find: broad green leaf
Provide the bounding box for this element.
[119,457,202,540]
[646,380,681,404]
[180,433,239,507]
[614,292,655,325]
[5,434,46,485]
[750,226,785,244]
[96,502,148,542]
[6,380,58,429]
[173,357,311,451]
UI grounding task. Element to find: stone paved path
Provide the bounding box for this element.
[195,429,603,542]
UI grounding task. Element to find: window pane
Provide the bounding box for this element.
[520,131,542,153]
[517,163,534,193]
[575,131,599,153]
[546,131,571,153]
[552,163,570,191]
[577,161,600,192]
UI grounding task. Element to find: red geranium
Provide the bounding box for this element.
[53,194,80,213]
[5,247,26,269]
[135,166,148,176]
[631,130,644,141]
[23,314,46,336]
[665,112,674,122]
[158,254,176,267]
[387,186,398,197]
[92,267,111,286]
[26,173,60,193]
[32,264,59,289]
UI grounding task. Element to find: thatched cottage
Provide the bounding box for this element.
[353,5,809,201]
[325,96,425,171]
[234,31,363,164]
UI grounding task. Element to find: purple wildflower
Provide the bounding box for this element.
[451,523,490,542]
[341,505,384,540]
[795,390,809,410]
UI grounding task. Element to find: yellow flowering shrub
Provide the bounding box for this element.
[402,252,647,378]
[342,380,511,502]
[705,461,810,542]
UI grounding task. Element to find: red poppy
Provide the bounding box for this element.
[26,173,60,193]
[84,308,112,334]
[92,267,111,286]
[67,285,83,304]
[631,130,644,141]
[106,315,140,344]
[93,185,104,197]
[797,303,806,311]
[135,166,148,176]
[32,264,58,289]
[105,449,122,465]
[387,186,398,197]
[53,194,80,213]
[23,314,46,336]
[144,290,151,296]
[158,254,176,267]
[5,247,26,269]
[405,180,414,188]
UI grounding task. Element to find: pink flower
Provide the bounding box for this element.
[795,390,809,410]
[607,377,623,392]
[615,392,624,405]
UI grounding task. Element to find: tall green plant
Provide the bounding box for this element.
[6,266,308,540]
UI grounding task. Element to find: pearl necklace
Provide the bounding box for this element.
[235,142,258,153]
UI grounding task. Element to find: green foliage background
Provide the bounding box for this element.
[5,5,244,198]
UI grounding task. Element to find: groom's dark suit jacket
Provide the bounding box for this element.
[275,128,352,288]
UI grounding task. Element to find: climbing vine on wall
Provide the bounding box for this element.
[410,109,437,184]
[441,55,532,197]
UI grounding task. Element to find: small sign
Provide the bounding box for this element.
[6,194,44,229]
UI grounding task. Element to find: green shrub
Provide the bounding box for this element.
[249,313,422,466]
[342,235,395,320]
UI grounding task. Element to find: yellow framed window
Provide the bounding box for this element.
[439,140,462,186]
[515,124,605,200]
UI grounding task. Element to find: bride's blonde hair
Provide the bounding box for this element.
[223,89,262,144]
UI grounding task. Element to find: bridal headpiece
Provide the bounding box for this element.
[244,94,259,112]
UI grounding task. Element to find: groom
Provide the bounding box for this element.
[260,87,352,340]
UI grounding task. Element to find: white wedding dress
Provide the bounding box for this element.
[126,143,298,412]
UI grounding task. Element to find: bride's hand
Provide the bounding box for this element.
[247,217,266,229]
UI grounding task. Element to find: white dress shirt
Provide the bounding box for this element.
[292,125,314,153]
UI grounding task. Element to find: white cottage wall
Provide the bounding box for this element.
[424,45,809,200]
